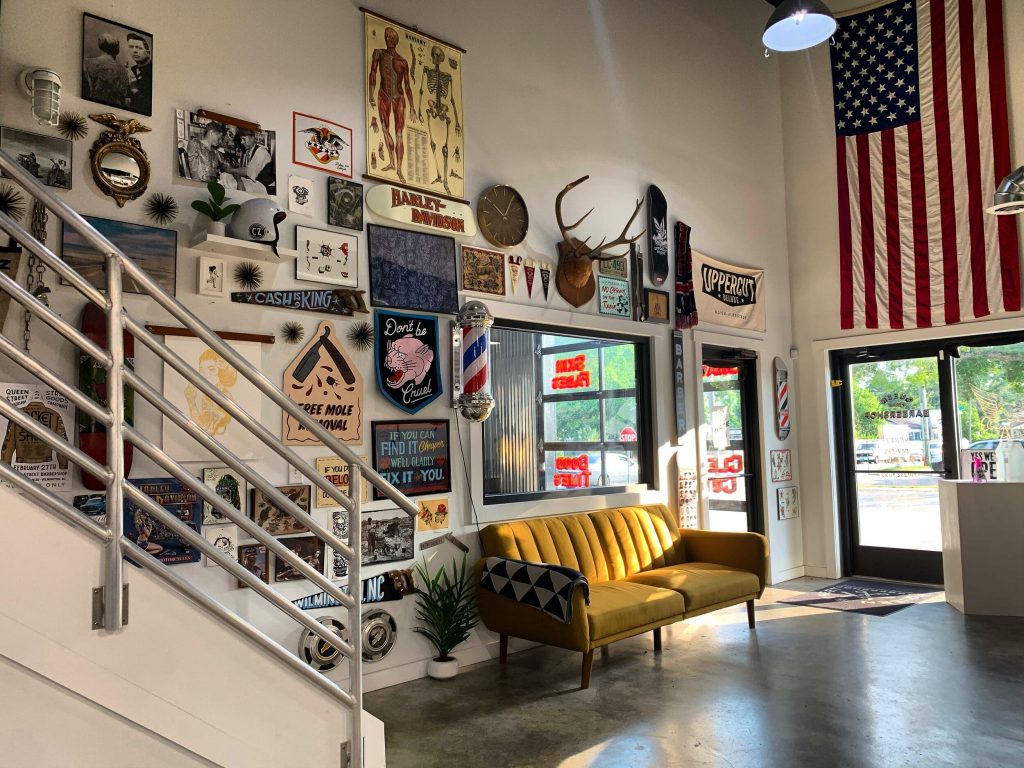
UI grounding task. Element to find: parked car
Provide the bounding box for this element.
[855,441,880,464]
[969,439,1000,451]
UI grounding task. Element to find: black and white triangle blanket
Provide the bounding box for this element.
[480,557,590,624]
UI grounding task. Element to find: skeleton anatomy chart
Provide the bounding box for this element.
[364,10,465,200]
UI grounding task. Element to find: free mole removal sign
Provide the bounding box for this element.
[693,251,765,333]
[375,309,442,414]
[283,320,363,445]
[372,420,450,499]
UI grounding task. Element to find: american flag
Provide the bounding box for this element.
[831,0,1019,330]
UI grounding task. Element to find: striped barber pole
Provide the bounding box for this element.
[462,325,488,395]
[774,357,790,440]
[831,0,1019,330]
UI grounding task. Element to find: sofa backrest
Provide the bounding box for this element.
[479,504,682,583]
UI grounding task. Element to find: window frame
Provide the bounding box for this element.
[482,318,655,506]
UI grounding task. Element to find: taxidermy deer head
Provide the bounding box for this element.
[555,175,645,308]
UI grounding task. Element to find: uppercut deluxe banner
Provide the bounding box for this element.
[694,251,765,333]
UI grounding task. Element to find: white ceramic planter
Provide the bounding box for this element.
[208,220,226,236]
[426,656,459,680]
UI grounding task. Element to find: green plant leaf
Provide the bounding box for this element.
[411,555,478,658]
[207,180,226,205]
[219,203,241,219]
[191,200,214,218]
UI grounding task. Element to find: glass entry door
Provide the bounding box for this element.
[833,347,955,584]
[701,348,763,534]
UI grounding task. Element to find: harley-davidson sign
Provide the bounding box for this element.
[366,184,477,237]
[693,251,765,332]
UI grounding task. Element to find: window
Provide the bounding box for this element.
[482,323,652,504]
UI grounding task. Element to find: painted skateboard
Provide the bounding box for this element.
[646,184,669,286]
[78,302,134,490]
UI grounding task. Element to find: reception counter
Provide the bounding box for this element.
[938,480,1024,616]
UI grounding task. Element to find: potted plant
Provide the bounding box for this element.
[190,180,239,236]
[413,555,478,679]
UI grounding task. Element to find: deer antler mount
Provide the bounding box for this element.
[554,175,645,308]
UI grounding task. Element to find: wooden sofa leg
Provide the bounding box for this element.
[499,634,508,664]
[747,600,756,629]
[581,650,594,689]
[653,627,662,652]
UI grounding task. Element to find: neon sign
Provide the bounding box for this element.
[551,354,591,390]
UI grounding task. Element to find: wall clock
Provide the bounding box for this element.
[477,184,528,248]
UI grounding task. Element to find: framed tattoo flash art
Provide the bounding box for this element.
[367,224,458,314]
[363,9,466,200]
[461,245,505,296]
[201,466,248,525]
[770,449,793,482]
[372,420,451,499]
[292,112,352,178]
[295,226,358,288]
[250,484,311,536]
[327,178,364,231]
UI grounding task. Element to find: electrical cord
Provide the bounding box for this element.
[453,414,485,551]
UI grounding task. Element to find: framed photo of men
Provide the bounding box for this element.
[363,10,466,201]
[81,13,153,116]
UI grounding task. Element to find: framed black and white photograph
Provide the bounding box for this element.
[197,256,226,298]
[237,543,269,586]
[0,126,72,190]
[175,109,277,195]
[327,177,363,231]
[274,535,325,582]
[295,226,357,288]
[81,13,153,116]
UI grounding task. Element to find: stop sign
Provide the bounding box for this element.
[619,427,637,442]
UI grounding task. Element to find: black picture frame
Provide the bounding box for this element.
[0,126,72,190]
[644,288,671,324]
[367,224,458,314]
[327,177,364,231]
[371,420,452,500]
[81,12,153,116]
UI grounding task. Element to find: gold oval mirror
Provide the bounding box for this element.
[88,113,151,207]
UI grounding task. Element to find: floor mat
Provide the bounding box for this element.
[777,578,941,616]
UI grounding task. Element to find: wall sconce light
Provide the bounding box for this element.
[18,67,62,127]
[986,166,1024,216]
[451,300,494,422]
[763,0,837,53]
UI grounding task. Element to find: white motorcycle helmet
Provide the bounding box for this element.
[229,198,287,256]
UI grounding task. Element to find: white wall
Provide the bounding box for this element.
[779,0,1024,576]
[0,0,800,711]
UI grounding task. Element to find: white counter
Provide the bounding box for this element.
[938,480,1024,616]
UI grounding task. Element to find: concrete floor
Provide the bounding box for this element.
[365,578,1024,768]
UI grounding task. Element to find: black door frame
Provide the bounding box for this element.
[701,346,764,535]
[831,340,958,584]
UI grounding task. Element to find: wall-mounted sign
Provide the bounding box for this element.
[282,321,362,445]
[672,332,686,443]
[291,569,414,611]
[126,478,202,565]
[374,310,442,414]
[372,420,451,498]
[693,251,765,332]
[0,383,72,491]
[597,276,631,317]
[231,289,367,315]
[551,354,591,390]
[365,184,476,237]
[553,454,592,488]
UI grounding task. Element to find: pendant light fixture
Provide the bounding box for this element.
[986,166,1024,216]
[763,0,837,53]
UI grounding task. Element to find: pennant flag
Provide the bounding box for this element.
[540,263,551,300]
[524,261,536,297]
[830,0,1019,330]
[508,254,523,293]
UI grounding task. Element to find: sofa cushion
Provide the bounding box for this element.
[627,562,759,612]
[586,581,684,640]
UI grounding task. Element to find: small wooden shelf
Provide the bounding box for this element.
[189,233,297,262]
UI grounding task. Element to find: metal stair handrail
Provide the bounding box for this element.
[0,146,419,767]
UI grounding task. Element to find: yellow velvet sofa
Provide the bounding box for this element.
[475,503,769,688]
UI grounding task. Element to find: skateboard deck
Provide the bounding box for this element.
[78,302,134,490]
[646,185,669,286]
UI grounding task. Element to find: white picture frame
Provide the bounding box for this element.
[197,255,226,297]
[295,225,358,288]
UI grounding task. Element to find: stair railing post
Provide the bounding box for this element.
[348,464,362,768]
[104,251,125,630]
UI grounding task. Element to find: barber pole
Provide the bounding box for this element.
[774,357,790,440]
[452,301,494,422]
